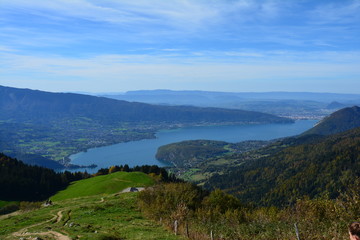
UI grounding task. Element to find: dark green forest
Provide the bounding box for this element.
[0,153,88,201]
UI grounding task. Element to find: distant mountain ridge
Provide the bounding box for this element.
[104,89,360,102]
[0,85,291,125]
[101,90,360,119]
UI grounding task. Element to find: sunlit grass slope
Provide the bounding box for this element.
[0,172,183,239]
[51,171,154,201]
[0,193,183,240]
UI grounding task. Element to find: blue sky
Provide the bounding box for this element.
[1,0,360,93]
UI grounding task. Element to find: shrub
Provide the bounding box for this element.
[0,203,19,215]
[19,201,42,211]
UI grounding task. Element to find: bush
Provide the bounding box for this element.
[138,182,205,224]
[0,203,19,215]
[19,201,42,211]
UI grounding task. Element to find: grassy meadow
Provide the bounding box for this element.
[0,172,183,240]
[51,171,155,201]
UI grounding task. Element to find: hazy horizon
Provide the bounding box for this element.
[1,0,360,94]
[4,85,360,96]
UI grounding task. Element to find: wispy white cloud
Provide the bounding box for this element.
[2,0,358,51]
[309,0,360,24]
[2,0,217,30]
[0,0,295,37]
[0,45,17,52]
[1,50,359,92]
[1,0,359,93]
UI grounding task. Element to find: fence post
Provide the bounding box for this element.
[210,230,214,240]
[294,223,301,240]
[174,220,178,235]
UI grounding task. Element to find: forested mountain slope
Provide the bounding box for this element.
[205,126,360,206]
[302,106,360,136]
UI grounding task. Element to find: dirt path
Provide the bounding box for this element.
[56,210,63,223]
[0,210,22,220]
[10,210,71,240]
[13,230,71,240]
[11,213,57,236]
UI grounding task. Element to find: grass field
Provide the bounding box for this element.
[0,172,184,240]
[51,171,155,201]
[1,193,184,240]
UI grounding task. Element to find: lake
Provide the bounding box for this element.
[70,120,317,173]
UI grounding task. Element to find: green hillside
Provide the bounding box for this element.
[51,171,154,201]
[0,193,183,240]
[156,140,231,168]
[156,140,269,183]
[0,170,182,240]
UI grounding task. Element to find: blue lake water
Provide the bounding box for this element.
[70,120,317,173]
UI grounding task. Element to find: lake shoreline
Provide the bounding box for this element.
[61,120,295,168]
[68,120,317,173]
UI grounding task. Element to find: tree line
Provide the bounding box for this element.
[0,153,89,201]
[94,164,180,183]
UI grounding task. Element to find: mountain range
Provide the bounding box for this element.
[0,86,292,125]
[102,89,360,103]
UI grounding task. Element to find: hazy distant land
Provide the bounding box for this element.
[102,90,360,119]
